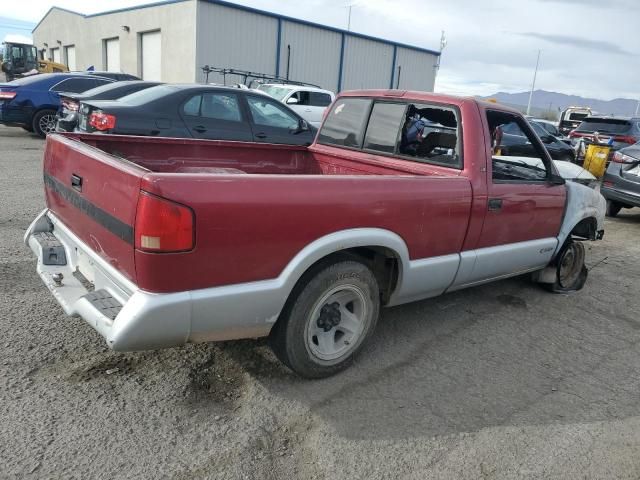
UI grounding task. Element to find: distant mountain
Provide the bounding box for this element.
[483,90,639,119]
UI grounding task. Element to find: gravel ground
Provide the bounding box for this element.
[1,125,640,479]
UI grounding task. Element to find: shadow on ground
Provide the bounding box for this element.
[222,255,640,440]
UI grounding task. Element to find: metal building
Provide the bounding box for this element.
[33,0,441,92]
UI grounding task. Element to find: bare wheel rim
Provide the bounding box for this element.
[558,242,585,288]
[305,284,369,362]
[39,114,57,134]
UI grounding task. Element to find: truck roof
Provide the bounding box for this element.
[337,89,523,113]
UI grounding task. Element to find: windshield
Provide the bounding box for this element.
[256,85,293,101]
[118,84,176,105]
[576,118,632,134]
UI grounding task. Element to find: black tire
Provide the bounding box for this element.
[606,200,622,218]
[545,240,588,293]
[32,109,57,138]
[269,260,380,379]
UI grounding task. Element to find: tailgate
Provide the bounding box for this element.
[43,134,147,282]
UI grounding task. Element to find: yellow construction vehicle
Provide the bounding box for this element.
[1,37,68,82]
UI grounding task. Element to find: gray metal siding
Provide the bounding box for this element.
[392,47,438,91]
[278,21,341,91]
[196,2,278,84]
[341,36,394,91]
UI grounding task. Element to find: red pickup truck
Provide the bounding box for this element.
[26,91,605,378]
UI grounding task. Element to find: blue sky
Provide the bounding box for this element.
[2,0,639,101]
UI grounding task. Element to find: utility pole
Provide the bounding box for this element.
[526,49,541,116]
[433,31,446,88]
[635,99,640,116]
[347,4,353,31]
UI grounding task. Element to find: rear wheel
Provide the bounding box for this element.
[546,240,588,293]
[269,260,380,379]
[32,109,57,138]
[606,200,622,217]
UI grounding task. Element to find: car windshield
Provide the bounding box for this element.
[118,85,177,105]
[256,85,293,101]
[576,118,632,134]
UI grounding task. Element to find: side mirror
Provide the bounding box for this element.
[549,173,565,185]
[286,97,298,105]
[291,119,309,134]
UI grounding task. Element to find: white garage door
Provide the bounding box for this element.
[141,31,161,81]
[105,38,120,72]
[65,46,76,71]
[51,48,61,63]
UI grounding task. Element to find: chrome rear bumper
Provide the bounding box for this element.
[25,209,273,351]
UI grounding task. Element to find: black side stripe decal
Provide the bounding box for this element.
[44,173,134,245]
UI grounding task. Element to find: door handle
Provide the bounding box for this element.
[488,198,503,211]
[255,133,267,139]
[193,125,206,133]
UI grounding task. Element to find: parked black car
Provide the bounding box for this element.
[56,80,162,132]
[569,116,640,152]
[601,142,640,216]
[76,85,317,145]
[500,120,575,161]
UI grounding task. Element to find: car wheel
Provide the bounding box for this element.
[269,260,380,379]
[32,109,57,138]
[545,240,588,293]
[605,200,622,217]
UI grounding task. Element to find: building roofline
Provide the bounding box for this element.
[32,0,441,57]
[32,6,84,33]
[201,0,440,56]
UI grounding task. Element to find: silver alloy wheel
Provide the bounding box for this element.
[305,285,368,362]
[39,114,57,135]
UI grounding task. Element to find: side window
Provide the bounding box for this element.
[295,91,310,106]
[309,92,332,107]
[397,103,461,168]
[487,110,549,182]
[183,95,202,116]
[317,98,372,148]
[51,78,102,93]
[363,102,406,154]
[201,93,242,121]
[247,96,299,129]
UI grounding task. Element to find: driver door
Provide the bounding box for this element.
[461,111,567,285]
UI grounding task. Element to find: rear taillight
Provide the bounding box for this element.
[135,192,194,253]
[568,130,580,138]
[88,111,116,131]
[612,151,637,164]
[62,98,79,112]
[614,135,637,145]
[0,91,17,100]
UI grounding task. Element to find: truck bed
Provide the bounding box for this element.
[45,134,472,294]
[74,133,452,177]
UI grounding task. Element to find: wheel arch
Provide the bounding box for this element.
[277,229,410,307]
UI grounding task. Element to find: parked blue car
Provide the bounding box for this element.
[0,73,115,137]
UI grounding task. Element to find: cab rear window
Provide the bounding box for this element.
[317,98,372,148]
